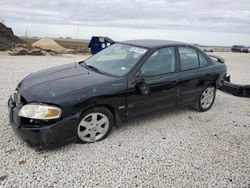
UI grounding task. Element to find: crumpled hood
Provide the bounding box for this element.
[18,62,115,102]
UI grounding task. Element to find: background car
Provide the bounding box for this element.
[203,48,214,53]
[193,44,214,53]
[240,47,250,53]
[231,45,245,52]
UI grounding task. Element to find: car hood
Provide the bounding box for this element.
[18,62,117,103]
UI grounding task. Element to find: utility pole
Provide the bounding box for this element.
[25,27,28,39]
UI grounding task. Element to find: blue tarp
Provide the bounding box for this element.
[88,36,115,54]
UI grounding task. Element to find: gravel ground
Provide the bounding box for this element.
[0,53,249,187]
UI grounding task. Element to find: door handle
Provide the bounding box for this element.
[170,80,178,84]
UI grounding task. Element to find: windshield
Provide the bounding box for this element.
[84,43,148,76]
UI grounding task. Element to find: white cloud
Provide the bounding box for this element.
[1,0,250,45]
[1,0,250,33]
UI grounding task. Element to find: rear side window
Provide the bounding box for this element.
[199,53,208,67]
[178,47,199,71]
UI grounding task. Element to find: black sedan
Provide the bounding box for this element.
[8,40,227,147]
[231,45,245,52]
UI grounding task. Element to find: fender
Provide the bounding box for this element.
[73,97,125,127]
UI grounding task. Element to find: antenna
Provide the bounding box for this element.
[74,25,80,63]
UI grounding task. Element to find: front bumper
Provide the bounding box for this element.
[8,96,79,147]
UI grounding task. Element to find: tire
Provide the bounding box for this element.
[77,107,113,143]
[193,86,216,112]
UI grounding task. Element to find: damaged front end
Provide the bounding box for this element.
[219,76,250,98]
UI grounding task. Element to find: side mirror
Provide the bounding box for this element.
[136,73,150,95]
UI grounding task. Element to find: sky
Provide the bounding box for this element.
[1,0,250,46]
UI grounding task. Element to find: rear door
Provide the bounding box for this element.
[126,47,178,118]
[177,46,213,105]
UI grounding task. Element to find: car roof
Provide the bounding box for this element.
[120,39,187,49]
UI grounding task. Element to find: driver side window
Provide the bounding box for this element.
[141,47,175,76]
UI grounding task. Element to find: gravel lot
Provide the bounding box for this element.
[0,52,249,187]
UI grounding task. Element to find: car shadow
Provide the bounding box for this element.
[117,105,193,129]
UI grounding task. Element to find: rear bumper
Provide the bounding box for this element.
[219,76,250,98]
[8,96,79,147]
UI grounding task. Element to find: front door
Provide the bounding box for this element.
[126,47,179,118]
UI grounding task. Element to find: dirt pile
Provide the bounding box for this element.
[32,37,65,53]
[0,22,23,51]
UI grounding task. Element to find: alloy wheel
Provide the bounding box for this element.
[77,112,109,142]
[200,87,215,109]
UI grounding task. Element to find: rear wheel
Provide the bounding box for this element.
[193,86,216,112]
[77,107,113,143]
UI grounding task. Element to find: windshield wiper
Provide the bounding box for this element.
[80,61,103,74]
[86,65,103,74]
[79,61,89,69]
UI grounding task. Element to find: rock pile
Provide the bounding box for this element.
[0,22,23,51]
[9,44,46,56]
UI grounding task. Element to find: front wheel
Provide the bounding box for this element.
[77,107,113,143]
[193,86,216,112]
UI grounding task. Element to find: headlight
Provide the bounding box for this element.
[18,104,61,120]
